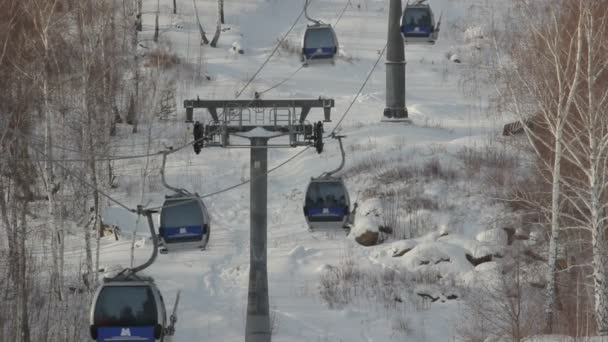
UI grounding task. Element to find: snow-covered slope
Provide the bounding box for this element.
[91,0,516,340]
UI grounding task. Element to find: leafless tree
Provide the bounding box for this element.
[210,0,223,47]
[493,0,584,331]
[192,0,210,45]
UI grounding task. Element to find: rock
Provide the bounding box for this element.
[503,227,515,245]
[379,225,393,235]
[391,240,418,257]
[417,293,439,302]
[231,41,244,55]
[450,54,461,63]
[434,257,450,264]
[416,292,459,303]
[355,230,379,247]
[393,247,414,257]
[514,228,530,241]
[524,248,547,262]
[465,253,493,266]
[476,228,508,246]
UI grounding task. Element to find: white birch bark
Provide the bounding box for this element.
[492,0,584,331]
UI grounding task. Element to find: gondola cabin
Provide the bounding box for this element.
[302,23,339,61]
[401,1,439,45]
[90,276,168,342]
[303,177,350,230]
[159,194,211,252]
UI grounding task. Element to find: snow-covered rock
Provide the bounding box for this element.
[231,41,244,54]
[390,240,418,257]
[476,228,508,246]
[350,200,382,246]
[400,242,473,275]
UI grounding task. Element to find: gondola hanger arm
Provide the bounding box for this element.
[160,151,191,196]
[129,206,160,274]
[324,133,346,178]
[304,0,322,25]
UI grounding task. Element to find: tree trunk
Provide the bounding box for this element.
[591,171,608,334]
[193,0,209,45]
[17,200,30,342]
[544,123,562,333]
[43,47,63,302]
[220,0,224,24]
[210,0,222,47]
[154,0,160,42]
[173,0,177,14]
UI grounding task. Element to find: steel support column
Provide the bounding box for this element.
[384,0,408,119]
[245,137,270,342]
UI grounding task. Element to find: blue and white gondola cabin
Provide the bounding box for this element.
[90,277,169,342]
[303,177,350,229]
[302,23,339,61]
[158,194,211,252]
[401,1,439,45]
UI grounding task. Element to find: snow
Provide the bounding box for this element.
[235,126,285,138]
[476,227,509,246]
[101,206,153,233]
[79,0,522,340]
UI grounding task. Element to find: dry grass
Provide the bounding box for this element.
[145,48,180,69]
[276,38,301,56]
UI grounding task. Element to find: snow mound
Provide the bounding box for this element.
[476,228,508,246]
[388,239,418,257]
[439,234,502,259]
[400,242,473,275]
[523,336,576,342]
[462,261,501,288]
[289,245,319,260]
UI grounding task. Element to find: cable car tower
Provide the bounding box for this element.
[184,97,334,342]
[383,0,440,123]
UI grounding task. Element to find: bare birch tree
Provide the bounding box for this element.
[193,0,210,45]
[556,1,608,333]
[494,0,584,331]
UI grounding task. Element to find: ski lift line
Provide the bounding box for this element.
[234,5,306,99]
[327,43,387,136]
[33,121,184,159]
[145,146,313,212]
[106,121,185,149]
[256,65,306,96]
[29,144,135,213]
[257,48,328,96]
[6,127,206,163]
[333,0,351,27]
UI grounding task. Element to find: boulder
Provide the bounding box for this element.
[355,230,379,247]
[476,228,508,246]
[465,253,493,266]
